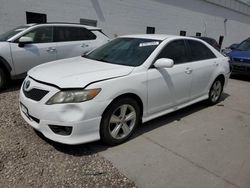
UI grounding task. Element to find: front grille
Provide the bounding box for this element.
[233,58,250,63]
[23,88,49,101]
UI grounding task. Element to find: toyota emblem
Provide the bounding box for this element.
[24,80,31,91]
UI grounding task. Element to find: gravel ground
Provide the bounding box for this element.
[0,84,136,188]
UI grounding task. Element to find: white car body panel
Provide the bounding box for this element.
[19,35,230,145]
[19,78,104,144]
[0,42,15,74]
[28,57,134,88]
[189,59,216,100]
[55,40,92,59]
[10,41,57,75]
[147,64,192,115]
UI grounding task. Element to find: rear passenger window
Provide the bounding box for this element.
[54,27,96,42]
[188,40,216,61]
[157,40,189,64]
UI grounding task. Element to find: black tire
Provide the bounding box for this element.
[207,79,223,105]
[0,67,7,91]
[100,98,141,145]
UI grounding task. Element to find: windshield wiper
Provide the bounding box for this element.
[93,54,111,63]
[96,58,111,63]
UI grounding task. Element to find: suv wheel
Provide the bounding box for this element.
[0,67,7,91]
[100,98,141,145]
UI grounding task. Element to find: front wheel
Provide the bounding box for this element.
[100,98,141,145]
[208,79,223,105]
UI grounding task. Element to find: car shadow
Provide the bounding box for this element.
[37,92,230,156]
[0,79,24,94]
[34,130,98,156]
[230,74,250,81]
[132,93,229,138]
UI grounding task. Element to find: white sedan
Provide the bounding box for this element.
[19,35,230,145]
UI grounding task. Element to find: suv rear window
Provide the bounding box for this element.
[188,40,216,61]
[54,26,96,42]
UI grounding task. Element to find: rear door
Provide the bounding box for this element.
[10,26,57,75]
[186,39,217,99]
[54,26,98,59]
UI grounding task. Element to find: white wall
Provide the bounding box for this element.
[0,0,250,47]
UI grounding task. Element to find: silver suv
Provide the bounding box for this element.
[0,23,109,90]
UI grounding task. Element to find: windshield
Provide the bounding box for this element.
[0,26,30,41]
[85,38,161,67]
[237,40,250,51]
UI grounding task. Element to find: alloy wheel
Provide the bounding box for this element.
[108,104,137,140]
[210,80,222,103]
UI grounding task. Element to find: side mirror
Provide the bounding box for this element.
[154,58,174,69]
[18,36,33,47]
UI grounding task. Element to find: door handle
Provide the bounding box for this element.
[81,44,89,48]
[185,68,193,74]
[46,47,56,53]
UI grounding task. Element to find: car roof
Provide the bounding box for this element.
[192,36,216,41]
[119,34,202,41]
[24,22,101,30]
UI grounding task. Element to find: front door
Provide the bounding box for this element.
[10,26,57,75]
[147,40,193,115]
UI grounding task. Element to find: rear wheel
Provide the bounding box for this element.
[208,79,223,105]
[100,98,141,145]
[0,67,7,91]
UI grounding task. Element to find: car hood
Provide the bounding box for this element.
[0,41,10,49]
[28,56,134,88]
[228,50,250,61]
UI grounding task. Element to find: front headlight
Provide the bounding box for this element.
[46,88,101,105]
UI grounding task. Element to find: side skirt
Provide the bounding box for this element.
[142,94,209,123]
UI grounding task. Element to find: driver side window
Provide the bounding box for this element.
[157,40,189,64]
[22,26,53,43]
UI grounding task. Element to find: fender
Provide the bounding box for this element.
[0,56,12,72]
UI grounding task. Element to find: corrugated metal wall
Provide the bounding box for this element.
[0,0,249,47]
[205,0,250,15]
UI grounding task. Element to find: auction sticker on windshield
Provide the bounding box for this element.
[139,41,159,47]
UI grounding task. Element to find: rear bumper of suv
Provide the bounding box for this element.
[230,62,250,75]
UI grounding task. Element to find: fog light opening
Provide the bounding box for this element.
[49,125,73,136]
